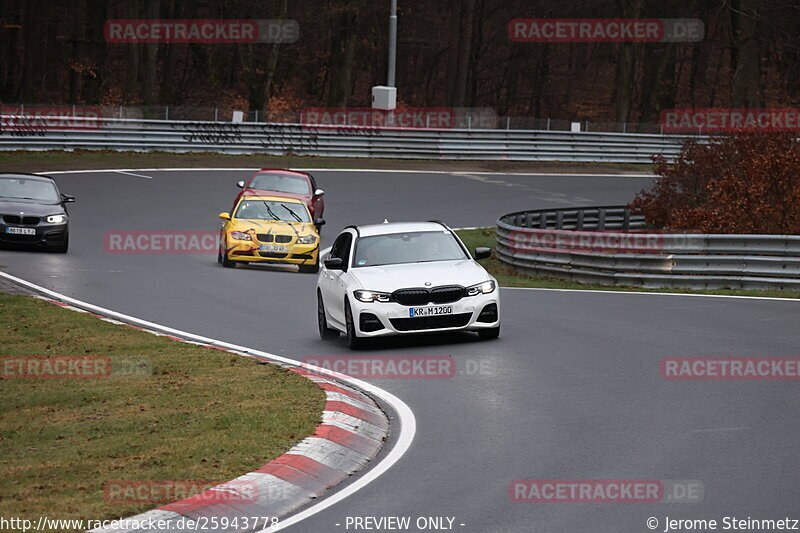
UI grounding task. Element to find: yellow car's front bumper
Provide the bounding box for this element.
[225,238,318,266]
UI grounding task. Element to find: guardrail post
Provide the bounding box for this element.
[556,211,564,229]
[576,209,584,229]
[622,208,631,230]
[165,106,169,120]
[597,208,606,230]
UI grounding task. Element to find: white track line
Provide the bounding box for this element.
[0,270,416,532]
[113,170,154,179]
[40,168,654,178]
[501,286,800,302]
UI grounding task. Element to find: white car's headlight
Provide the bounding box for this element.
[296,235,316,244]
[46,214,68,224]
[354,290,391,303]
[466,280,496,296]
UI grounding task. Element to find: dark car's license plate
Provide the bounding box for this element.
[6,227,36,235]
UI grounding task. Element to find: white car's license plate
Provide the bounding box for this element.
[259,244,288,252]
[410,305,453,317]
[6,227,36,235]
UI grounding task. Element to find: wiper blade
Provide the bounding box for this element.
[280,203,303,222]
[262,202,281,220]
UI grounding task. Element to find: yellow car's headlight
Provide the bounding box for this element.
[297,235,316,244]
[230,231,252,241]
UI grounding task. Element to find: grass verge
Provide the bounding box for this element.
[456,228,800,299]
[0,293,325,522]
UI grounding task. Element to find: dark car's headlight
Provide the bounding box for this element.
[354,290,391,303]
[297,235,317,244]
[46,214,68,224]
[466,280,496,296]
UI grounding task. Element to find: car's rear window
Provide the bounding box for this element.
[0,177,59,203]
[249,173,311,195]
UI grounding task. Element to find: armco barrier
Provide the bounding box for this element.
[496,206,800,290]
[0,115,685,163]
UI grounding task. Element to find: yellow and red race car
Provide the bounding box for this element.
[217,195,322,273]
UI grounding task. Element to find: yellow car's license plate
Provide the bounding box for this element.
[259,244,288,252]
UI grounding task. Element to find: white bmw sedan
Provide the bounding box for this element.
[316,221,500,349]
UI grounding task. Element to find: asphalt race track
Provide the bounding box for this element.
[2,169,799,533]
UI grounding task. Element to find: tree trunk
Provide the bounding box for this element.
[141,0,160,104]
[159,0,179,103]
[263,0,289,105]
[453,0,475,108]
[125,0,140,97]
[19,0,38,102]
[81,0,107,104]
[730,0,762,107]
[68,2,85,104]
[326,0,358,108]
[614,0,641,125]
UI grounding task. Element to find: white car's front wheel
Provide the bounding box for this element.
[344,300,364,350]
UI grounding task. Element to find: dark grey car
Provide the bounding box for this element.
[0,173,74,253]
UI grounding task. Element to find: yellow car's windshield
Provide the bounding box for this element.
[234,199,311,223]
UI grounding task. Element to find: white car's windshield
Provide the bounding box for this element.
[353,231,468,267]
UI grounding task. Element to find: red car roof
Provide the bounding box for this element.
[253,169,311,177]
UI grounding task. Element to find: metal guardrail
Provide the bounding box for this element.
[496,206,800,290]
[0,115,685,163]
